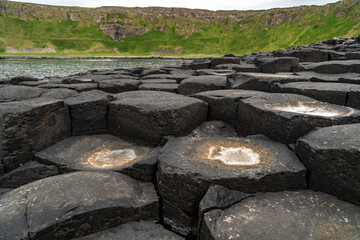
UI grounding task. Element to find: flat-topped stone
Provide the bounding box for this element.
[215,63,260,72]
[196,69,236,76]
[193,89,267,127]
[138,83,178,93]
[255,57,299,73]
[0,98,71,172]
[210,57,241,69]
[140,79,178,84]
[35,134,159,182]
[178,76,227,95]
[0,171,159,240]
[39,83,98,92]
[141,74,189,83]
[299,60,360,74]
[275,82,360,108]
[75,221,184,240]
[237,93,360,144]
[0,85,45,102]
[296,124,360,205]
[65,90,113,135]
[228,72,309,92]
[189,121,238,138]
[274,48,330,62]
[98,79,140,93]
[200,190,360,240]
[40,88,79,99]
[109,91,207,146]
[158,136,306,236]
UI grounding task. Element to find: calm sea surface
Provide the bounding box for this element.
[0,58,191,79]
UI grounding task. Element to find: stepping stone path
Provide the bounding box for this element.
[35,134,159,182]
[0,171,158,239]
[1,35,360,239]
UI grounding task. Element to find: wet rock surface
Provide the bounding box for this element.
[158,135,305,236]
[236,93,360,144]
[75,221,184,240]
[35,134,159,182]
[200,190,360,240]
[109,91,207,146]
[2,36,360,239]
[0,171,159,240]
[296,124,360,205]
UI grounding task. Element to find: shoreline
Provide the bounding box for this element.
[0,56,196,60]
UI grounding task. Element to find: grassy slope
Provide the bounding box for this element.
[0,0,360,56]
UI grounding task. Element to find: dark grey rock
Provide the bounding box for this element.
[210,57,241,69]
[228,72,309,92]
[0,98,71,172]
[200,190,360,240]
[35,134,159,182]
[275,82,360,107]
[140,79,178,84]
[0,164,4,176]
[75,221,184,240]
[0,171,159,240]
[98,79,140,93]
[62,77,94,84]
[0,188,10,196]
[138,83,178,93]
[215,63,260,72]
[0,85,45,102]
[40,88,79,99]
[236,93,360,144]
[141,68,168,77]
[299,60,360,74]
[184,60,211,70]
[0,161,59,188]
[141,74,189,83]
[109,91,208,146]
[77,74,137,82]
[65,90,113,135]
[193,89,268,127]
[158,136,306,236]
[39,83,99,92]
[274,48,329,62]
[196,69,236,77]
[346,52,360,60]
[256,57,299,73]
[296,124,360,205]
[178,76,227,95]
[9,76,38,85]
[189,121,238,138]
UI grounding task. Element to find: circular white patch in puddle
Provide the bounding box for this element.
[86,148,137,168]
[267,102,343,117]
[207,146,260,166]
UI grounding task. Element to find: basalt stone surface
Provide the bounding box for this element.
[39,83,99,92]
[75,221,184,240]
[62,77,94,84]
[0,98,71,172]
[183,59,211,70]
[196,69,235,77]
[65,90,113,135]
[193,89,268,127]
[227,72,309,92]
[140,79,178,84]
[141,68,168,77]
[255,57,299,73]
[40,88,79,99]
[200,190,360,240]
[189,121,238,138]
[138,83,178,93]
[141,74,189,83]
[274,48,330,62]
[35,134,159,182]
[296,124,360,205]
[210,57,241,69]
[237,94,360,144]
[76,74,137,82]
[215,63,260,72]
[178,76,227,95]
[9,76,38,85]
[0,161,59,188]
[98,79,140,93]
[108,91,208,146]
[0,85,45,102]
[299,60,360,74]
[275,82,360,107]
[157,136,306,236]
[0,171,159,240]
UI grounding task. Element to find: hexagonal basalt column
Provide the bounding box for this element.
[0,171,158,240]
[35,134,159,182]
[200,190,360,240]
[296,124,360,205]
[0,98,71,172]
[236,93,360,144]
[157,136,306,237]
[108,91,208,146]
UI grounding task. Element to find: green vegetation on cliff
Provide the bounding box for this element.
[0,0,359,56]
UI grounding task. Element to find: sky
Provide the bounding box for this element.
[12,0,340,11]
